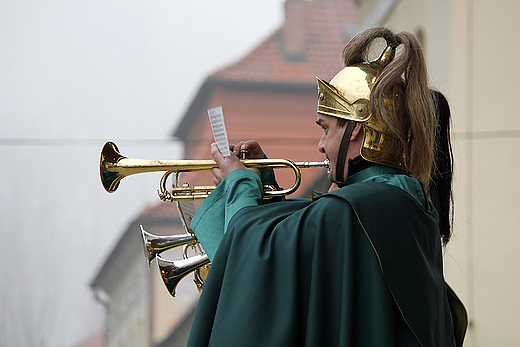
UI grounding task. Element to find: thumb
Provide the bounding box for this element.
[211,143,225,165]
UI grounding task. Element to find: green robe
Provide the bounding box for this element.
[188,166,466,347]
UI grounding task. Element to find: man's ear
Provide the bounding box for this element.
[350,123,364,141]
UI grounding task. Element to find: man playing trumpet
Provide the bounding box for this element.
[187,27,466,347]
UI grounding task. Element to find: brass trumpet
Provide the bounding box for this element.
[157,254,210,297]
[100,141,329,201]
[141,226,209,296]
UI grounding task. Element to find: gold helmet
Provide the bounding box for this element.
[317,45,403,169]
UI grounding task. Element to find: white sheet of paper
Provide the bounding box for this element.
[207,106,231,157]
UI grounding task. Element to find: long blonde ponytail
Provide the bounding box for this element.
[342,27,435,186]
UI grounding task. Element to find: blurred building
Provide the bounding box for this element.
[91,0,358,346]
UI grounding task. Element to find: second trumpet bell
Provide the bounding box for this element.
[157,254,211,297]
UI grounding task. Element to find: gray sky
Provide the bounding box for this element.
[0,1,284,345]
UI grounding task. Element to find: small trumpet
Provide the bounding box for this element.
[141,226,209,297]
[140,226,196,267]
[157,254,210,297]
[100,141,329,201]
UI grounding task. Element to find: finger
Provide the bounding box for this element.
[211,167,223,185]
[238,140,253,152]
[233,141,246,156]
[241,140,263,158]
[211,143,225,166]
[244,140,262,153]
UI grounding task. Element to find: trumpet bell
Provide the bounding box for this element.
[100,141,125,193]
[157,254,211,297]
[140,226,196,267]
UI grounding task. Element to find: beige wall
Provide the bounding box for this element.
[359,0,520,345]
[446,1,520,346]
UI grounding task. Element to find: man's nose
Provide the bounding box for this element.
[318,135,325,154]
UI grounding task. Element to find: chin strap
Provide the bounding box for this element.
[335,121,357,187]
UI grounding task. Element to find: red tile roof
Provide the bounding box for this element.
[210,0,358,84]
